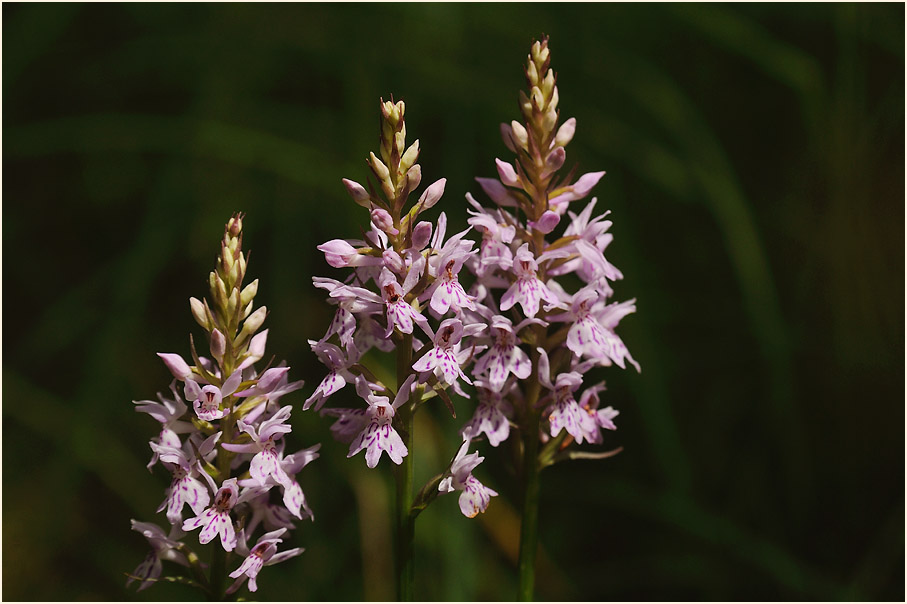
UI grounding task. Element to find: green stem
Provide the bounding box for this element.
[517,344,543,601]
[394,333,415,601]
[208,545,226,601]
[518,416,542,601]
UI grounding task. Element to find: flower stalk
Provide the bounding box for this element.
[129,214,318,599]
[312,98,498,601]
[395,332,416,601]
[465,35,639,600]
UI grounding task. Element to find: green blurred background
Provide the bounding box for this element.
[3,3,904,601]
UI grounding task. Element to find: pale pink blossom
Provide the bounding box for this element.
[182,478,240,552]
[226,528,303,594]
[184,370,243,422]
[348,376,415,468]
[438,440,498,517]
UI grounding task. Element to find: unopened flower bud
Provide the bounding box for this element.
[531,40,542,62]
[544,147,566,175]
[242,306,268,336]
[238,329,268,370]
[211,329,226,362]
[527,59,539,86]
[549,83,559,111]
[381,100,396,121]
[255,367,290,393]
[476,178,517,207]
[529,210,561,234]
[318,239,358,268]
[189,297,208,329]
[241,300,255,320]
[226,288,240,319]
[500,123,517,153]
[542,106,557,133]
[400,140,420,171]
[520,90,532,116]
[371,208,399,235]
[342,178,372,208]
[531,39,549,66]
[228,257,241,287]
[382,249,405,273]
[406,164,422,192]
[412,221,433,249]
[555,117,576,147]
[212,273,229,305]
[157,353,192,381]
[542,70,556,96]
[495,159,520,188]
[227,213,243,237]
[531,86,545,111]
[240,279,259,307]
[369,152,390,182]
[510,121,529,149]
[418,178,447,210]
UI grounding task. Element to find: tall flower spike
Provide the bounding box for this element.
[311,96,498,600]
[131,214,318,597]
[464,36,638,600]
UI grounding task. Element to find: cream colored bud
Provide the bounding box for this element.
[242,300,254,320]
[519,90,532,116]
[549,86,559,111]
[543,70,556,96]
[226,287,239,318]
[228,258,241,287]
[382,100,396,120]
[240,279,259,307]
[556,117,576,147]
[396,100,405,118]
[401,139,420,170]
[531,87,545,111]
[212,272,228,305]
[394,131,406,156]
[242,306,267,336]
[543,107,558,134]
[369,152,390,181]
[531,41,542,63]
[527,60,539,86]
[511,121,529,149]
[190,297,208,329]
[380,179,396,202]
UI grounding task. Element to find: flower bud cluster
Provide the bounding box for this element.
[129,214,318,596]
[462,36,638,461]
[313,100,496,516]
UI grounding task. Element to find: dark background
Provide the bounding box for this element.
[3,3,904,601]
